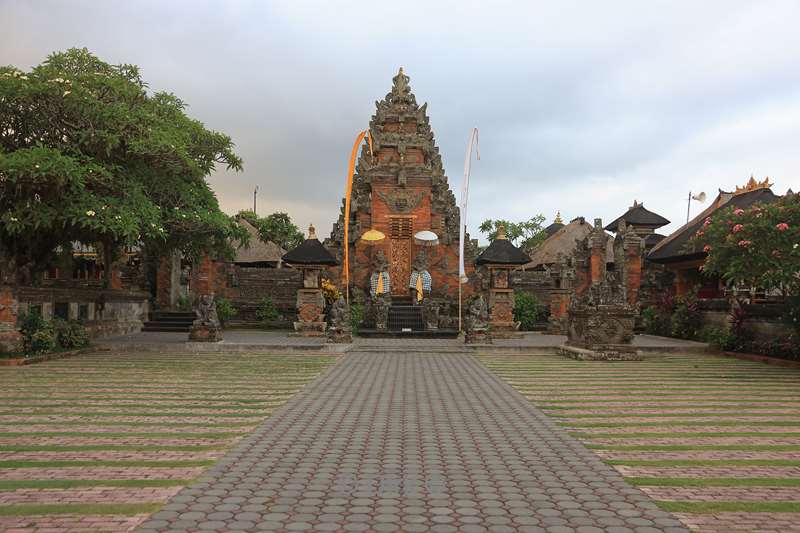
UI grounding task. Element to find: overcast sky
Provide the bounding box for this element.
[2,0,800,242]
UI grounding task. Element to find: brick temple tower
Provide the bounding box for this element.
[326,68,476,303]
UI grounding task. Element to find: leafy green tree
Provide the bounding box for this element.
[0,48,245,286]
[236,210,304,250]
[479,215,546,252]
[693,193,799,295]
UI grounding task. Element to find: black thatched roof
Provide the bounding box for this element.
[282,238,338,266]
[644,233,667,248]
[605,203,670,232]
[544,222,565,237]
[648,188,780,264]
[475,238,531,266]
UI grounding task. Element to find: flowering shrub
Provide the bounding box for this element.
[321,279,341,306]
[693,193,799,295]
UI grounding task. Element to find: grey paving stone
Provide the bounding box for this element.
[134,351,689,533]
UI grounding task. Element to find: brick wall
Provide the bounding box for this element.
[222,266,302,322]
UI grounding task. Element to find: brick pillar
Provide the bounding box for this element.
[194,255,216,296]
[623,229,643,306]
[0,286,22,354]
[589,218,607,285]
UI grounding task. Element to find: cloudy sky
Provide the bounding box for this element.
[2,0,800,242]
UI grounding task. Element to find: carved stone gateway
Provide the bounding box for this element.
[562,219,642,361]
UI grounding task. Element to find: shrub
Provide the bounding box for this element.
[350,303,364,335]
[699,326,736,351]
[784,295,800,336]
[255,297,281,322]
[176,294,191,311]
[322,279,341,306]
[514,291,546,331]
[670,289,701,340]
[53,319,89,349]
[642,306,670,336]
[29,329,56,354]
[215,297,237,326]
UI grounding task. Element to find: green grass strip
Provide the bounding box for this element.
[562,420,800,429]
[607,459,800,467]
[0,444,224,452]
[0,459,212,468]
[0,479,189,490]
[587,444,800,452]
[625,477,800,487]
[0,502,162,517]
[656,500,800,514]
[560,412,800,419]
[0,431,245,439]
[571,431,800,439]
[0,411,267,418]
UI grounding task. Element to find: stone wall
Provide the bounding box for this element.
[16,286,149,339]
[222,266,302,322]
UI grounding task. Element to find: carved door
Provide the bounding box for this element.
[388,217,413,296]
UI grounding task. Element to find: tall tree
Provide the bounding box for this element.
[479,215,547,252]
[236,210,304,250]
[0,48,246,286]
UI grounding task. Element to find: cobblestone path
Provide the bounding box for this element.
[137,352,688,533]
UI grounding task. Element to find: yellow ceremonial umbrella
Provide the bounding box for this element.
[360,229,386,245]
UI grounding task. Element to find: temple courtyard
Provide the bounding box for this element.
[0,338,798,533]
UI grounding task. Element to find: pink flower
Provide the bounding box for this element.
[734,208,745,216]
[777,222,789,231]
[772,249,781,258]
[703,245,712,252]
[698,264,705,272]
[703,217,712,228]
[738,239,752,248]
[695,230,704,237]
[732,224,744,233]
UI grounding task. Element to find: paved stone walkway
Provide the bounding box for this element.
[137,352,689,533]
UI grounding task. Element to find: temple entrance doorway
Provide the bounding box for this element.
[388,216,413,297]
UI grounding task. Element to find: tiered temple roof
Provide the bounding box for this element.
[605,201,670,232]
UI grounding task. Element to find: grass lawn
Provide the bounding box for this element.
[481,352,800,533]
[0,350,335,532]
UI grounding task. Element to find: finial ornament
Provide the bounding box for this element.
[554,211,563,224]
[496,224,507,241]
[308,224,317,240]
[735,176,772,194]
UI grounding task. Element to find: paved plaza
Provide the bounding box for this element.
[136,351,688,533]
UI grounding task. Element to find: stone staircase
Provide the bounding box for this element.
[388,297,425,332]
[142,311,195,333]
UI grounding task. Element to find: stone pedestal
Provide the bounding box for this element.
[189,324,223,342]
[547,288,570,334]
[489,288,520,338]
[565,304,641,360]
[294,288,326,335]
[464,328,492,344]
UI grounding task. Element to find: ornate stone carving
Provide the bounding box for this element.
[189,294,223,342]
[377,189,425,213]
[464,294,491,344]
[326,296,352,344]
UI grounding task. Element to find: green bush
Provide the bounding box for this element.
[53,319,89,349]
[255,297,281,322]
[29,329,56,354]
[176,294,191,311]
[513,291,546,331]
[215,297,237,326]
[699,326,736,351]
[670,289,701,340]
[641,306,670,336]
[784,296,800,336]
[350,303,364,335]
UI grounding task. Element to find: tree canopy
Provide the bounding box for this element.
[236,210,305,251]
[479,215,547,252]
[694,193,799,295]
[0,48,246,283]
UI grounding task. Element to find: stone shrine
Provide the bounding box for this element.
[326,68,476,332]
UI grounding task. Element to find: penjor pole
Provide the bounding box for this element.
[459,127,480,332]
[343,129,373,305]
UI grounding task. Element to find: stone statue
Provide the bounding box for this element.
[408,250,432,305]
[327,296,352,343]
[189,294,223,342]
[369,251,391,298]
[464,294,491,344]
[369,250,391,330]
